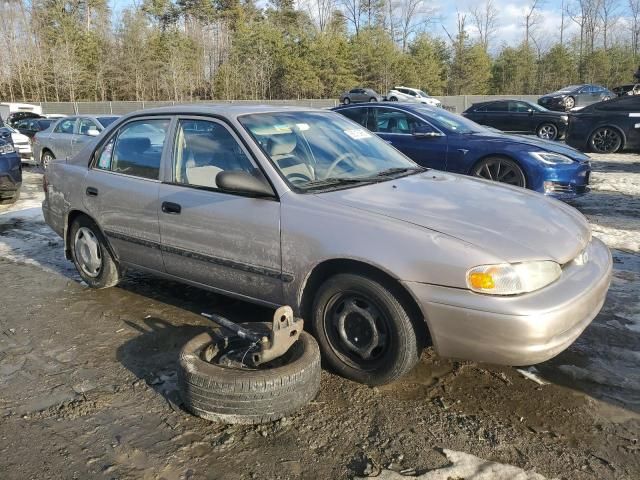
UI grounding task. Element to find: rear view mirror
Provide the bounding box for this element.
[217,171,275,198]
[87,128,100,137]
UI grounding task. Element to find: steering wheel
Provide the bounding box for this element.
[325,152,359,179]
[286,172,313,186]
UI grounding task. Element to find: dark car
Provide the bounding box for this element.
[339,88,382,105]
[5,111,43,127]
[333,103,591,198]
[13,118,56,140]
[612,83,640,97]
[538,84,614,111]
[0,138,22,204]
[462,100,568,140]
[565,95,640,153]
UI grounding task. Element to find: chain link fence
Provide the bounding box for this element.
[34,95,542,116]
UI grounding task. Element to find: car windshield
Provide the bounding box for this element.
[416,90,430,98]
[527,102,548,112]
[97,116,118,127]
[413,107,486,134]
[239,111,421,191]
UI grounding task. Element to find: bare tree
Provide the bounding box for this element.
[390,0,437,52]
[469,0,499,52]
[599,0,619,50]
[341,0,362,35]
[630,0,640,55]
[567,0,602,58]
[523,0,543,48]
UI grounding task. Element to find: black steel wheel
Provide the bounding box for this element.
[472,157,526,187]
[536,123,558,141]
[312,273,421,385]
[589,127,622,153]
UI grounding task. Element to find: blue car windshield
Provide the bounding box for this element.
[414,107,486,134]
[239,111,420,191]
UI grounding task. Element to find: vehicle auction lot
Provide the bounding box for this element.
[0,154,638,479]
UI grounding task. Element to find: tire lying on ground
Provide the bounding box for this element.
[178,322,321,424]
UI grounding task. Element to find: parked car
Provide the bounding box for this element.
[0,125,33,161]
[5,111,43,127]
[538,84,614,111]
[0,102,42,126]
[612,83,640,97]
[0,137,22,204]
[13,118,56,140]
[462,99,568,141]
[334,103,591,198]
[386,87,442,107]
[43,105,612,385]
[33,115,119,168]
[339,88,382,104]
[565,95,640,153]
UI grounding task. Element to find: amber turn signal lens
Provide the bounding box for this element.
[469,272,495,290]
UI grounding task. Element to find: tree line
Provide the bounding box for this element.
[1,0,640,102]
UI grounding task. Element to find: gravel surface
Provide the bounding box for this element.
[0,156,638,480]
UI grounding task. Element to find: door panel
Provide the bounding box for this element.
[158,118,283,303]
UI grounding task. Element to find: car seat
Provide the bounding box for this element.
[266,133,314,183]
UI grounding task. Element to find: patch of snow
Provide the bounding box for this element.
[516,367,549,385]
[358,449,552,479]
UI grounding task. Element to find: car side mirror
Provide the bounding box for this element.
[217,171,275,198]
[412,125,442,138]
[528,109,534,115]
[87,128,100,137]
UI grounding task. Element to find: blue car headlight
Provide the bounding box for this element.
[530,151,575,164]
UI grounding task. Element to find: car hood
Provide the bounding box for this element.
[318,172,590,264]
[469,130,589,160]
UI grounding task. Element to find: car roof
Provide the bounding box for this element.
[122,104,322,119]
[333,102,437,113]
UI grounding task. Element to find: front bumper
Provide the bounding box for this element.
[404,237,612,366]
[14,142,33,160]
[529,160,591,200]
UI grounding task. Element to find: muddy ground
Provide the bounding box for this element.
[0,155,638,479]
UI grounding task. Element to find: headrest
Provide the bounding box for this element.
[117,137,150,155]
[267,133,297,156]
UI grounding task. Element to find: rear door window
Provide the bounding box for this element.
[95,119,170,180]
[485,102,508,112]
[54,118,76,134]
[372,108,428,134]
[339,107,369,128]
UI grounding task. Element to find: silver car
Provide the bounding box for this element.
[340,88,383,105]
[33,115,119,168]
[42,105,612,385]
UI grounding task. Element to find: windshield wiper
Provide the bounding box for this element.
[367,166,427,178]
[302,177,374,190]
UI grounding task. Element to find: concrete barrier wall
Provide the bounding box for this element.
[36,95,542,115]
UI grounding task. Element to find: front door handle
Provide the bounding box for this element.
[86,186,98,197]
[162,201,182,214]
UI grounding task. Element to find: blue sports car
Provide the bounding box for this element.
[333,103,591,198]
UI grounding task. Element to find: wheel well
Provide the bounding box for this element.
[299,259,430,346]
[65,210,117,261]
[536,121,557,130]
[590,125,626,148]
[468,154,527,184]
[41,148,54,159]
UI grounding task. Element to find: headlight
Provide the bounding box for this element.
[530,151,574,164]
[467,261,561,295]
[0,144,15,155]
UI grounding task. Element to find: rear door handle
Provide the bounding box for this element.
[162,201,181,214]
[86,186,98,197]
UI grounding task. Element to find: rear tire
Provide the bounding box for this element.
[69,216,120,288]
[343,97,351,105]
[389,96,398,101]
[178,323,321,424]
[41,150,54,169]
[536,123,558,141]
[369,97,377,102]
[589,127,622,153]
[311,273,421,385]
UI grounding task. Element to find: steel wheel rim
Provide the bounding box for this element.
[74,227,102,278]
[473,159,525,187]
[42,153,52,168]
[538,125,557,140]
[324,291,390,370]
[592,128,620,152]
